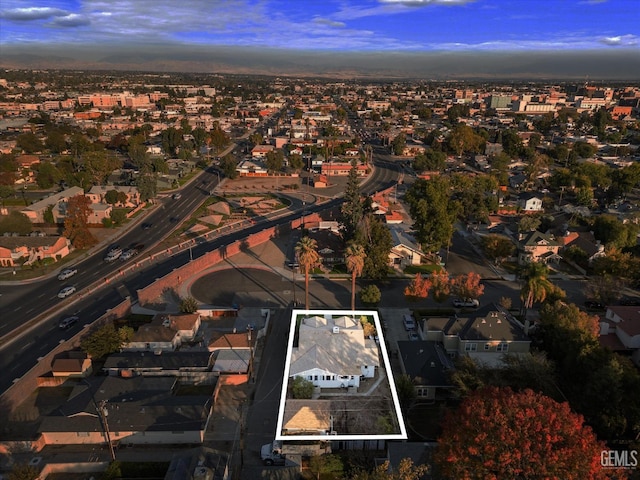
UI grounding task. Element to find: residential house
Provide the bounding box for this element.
[21,186,85,223]
[561,230,605,263]
[50,354,93,379]
[236,159,268,177]
[518,192,544,212]
[87,185,142,208]
[289,314,379,389]
[38,376,213,446]
[251,144,275,158]
[422,304,531,367]
[123,313,201,352]
[517,230,561,265]
[320,162,368,177]
[600,306,640,367]
[397,340,454,400]
[0,235,71,267]
[388,226,426,269]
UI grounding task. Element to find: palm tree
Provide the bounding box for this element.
[345,242,366,310]
[520,262,555,312]
[296,236,321,309]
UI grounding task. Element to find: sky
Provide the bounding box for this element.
[1,0,639,78]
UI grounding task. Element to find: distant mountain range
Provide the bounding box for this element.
[2,45,639,80]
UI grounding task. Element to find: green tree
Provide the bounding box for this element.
[435,387,608,480]
[63,194,97,249]
[360,284,381,305]
[0,210,32,235]
[413,149,446,173]
[345,242,366,310]
[80,323,133,359]
[136,173,157,201]
[105,189,119,205]
[481,234,515,264]
[296,236,321,309]
[16,132,43,154]
[265,149,284,173]
[220,154,238,179]
[291,376,314,399]
[501,129,523,157]
[0,154,18,185]
[161,127,182,156]
[446,124,484,156]
[45,129,67,154]
[179,296,199,314]
[340,159,364,242]
[391,132,406,156]
[592,214,638,249]
[8,463,40,480]
[350,459,429,480]
[309,454,344,480]
[35,161,61,189]
[395,374,417,411]
[518,214,541,233]
[288,153,304,172]
[405,177,459,253]
[0,184,14,208]
[109,208,126,226]
[358,216,393,279]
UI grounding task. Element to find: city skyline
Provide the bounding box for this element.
[1,0,639,78]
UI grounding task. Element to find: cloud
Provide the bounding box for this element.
[600,34,638,46]
[49,14,91,27]
[0,7,70,21]
[313,17,346,28]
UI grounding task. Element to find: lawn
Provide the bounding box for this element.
[404,263,444,275]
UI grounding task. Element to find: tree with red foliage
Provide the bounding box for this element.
[404,273,430,302]
[63,194,97,249]
[450,271,484,301]
[435,386,612,480]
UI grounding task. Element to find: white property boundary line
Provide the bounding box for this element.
[275,308,407,442]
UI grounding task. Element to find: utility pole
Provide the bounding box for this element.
[97,400,116,461]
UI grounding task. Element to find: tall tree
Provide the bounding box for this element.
[435,387,609,480]
[63,194,97,249]
[345,241,366,310]
[358,216,393,280]
[520,262,555,311]
[295,236,321,309]
[405,177,459,253]
[340,159,364,242]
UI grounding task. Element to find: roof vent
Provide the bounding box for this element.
[332,326,340,334]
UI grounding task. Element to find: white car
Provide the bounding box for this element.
[120,248,136,261]
[57,268,78,281]
[453,298,479,308]
[57,286,76,299]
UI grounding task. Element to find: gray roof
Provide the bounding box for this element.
[424,304,530,343]
[212,349,251,373]
[39,376,211,434]
[102,351,212,371]
[397,340,453,387]
[22,186,84,212]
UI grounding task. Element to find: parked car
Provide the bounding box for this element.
[57,267,78,281]
[57,286,76,299]
[453,298,479,308]
[408,331,420,341]
[59,315,79,329]
[172,193,182,200]
[403,314,416,331]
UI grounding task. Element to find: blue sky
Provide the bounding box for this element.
[1,0,638,52]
